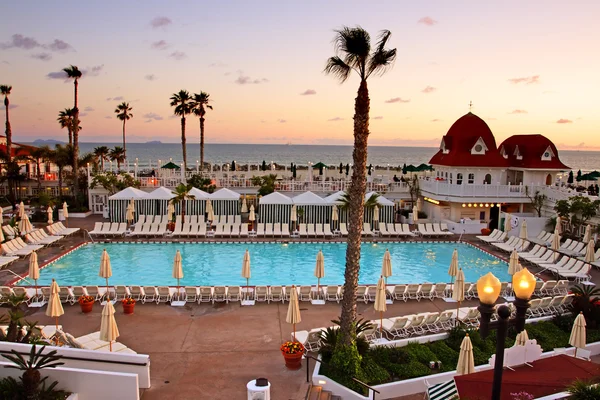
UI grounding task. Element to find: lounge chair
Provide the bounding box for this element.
[406,284,419,300]
[384,317,410,340]
[230,224,241,237]
[213,286,227,303]
[356,286,369,303]
[256,224,265,237]
[269,286,284,303]
[481,231,507,244]
[183,287,198,303]
[315,224,324,237]
[72,286,86,300]
[240,224,249,237]
[265,224,274,237]
[273,224,282,237]
[379,223,392,237]
[199,286,212,303]
[339,223,349,236]
[298,224,307,237]
[129,286,144,301]
[432,283,447,298]
[254,286,268,302]
[142,286,158,303]
[362,223,374,237]
[423,312,441,333]
[417,283,434,301]
[324,286,340,302]
[402,224,416,237]
[388,284,407,301]
[172,221,188,237]
[307,224,315,237]
[114,285,130,300]
[295,329,323,352]
[409,314,427,335]
[89,222,104,236]
[227,286,241,302]
[476,229,501,241]
[281,224,291,237]
[298,286,312,301]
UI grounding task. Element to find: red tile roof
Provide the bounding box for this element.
[498,134,570,170]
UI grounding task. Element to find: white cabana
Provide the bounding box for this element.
[259,192,293,223]
[364,192,394,225]
[175,187,210,217]
[292,191,330,224]
[209,188,241,216]
[146,186,177,216]
[108,187,149,222]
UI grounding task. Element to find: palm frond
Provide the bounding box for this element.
[324,56,352,83]
[62,65,82,79]
[0,85,12,95]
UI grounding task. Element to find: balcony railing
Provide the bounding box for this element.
[419,179,531,198]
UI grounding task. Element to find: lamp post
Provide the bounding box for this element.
[477,268,536,400]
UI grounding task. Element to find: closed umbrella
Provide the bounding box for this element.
[416,198,422,212]
[412,206,419,223]
[0,228,4,243]
[167,200,175,222]
[29,251,40,299]
[18,213,32,234]
[314,250,325,298]
[515,329,529,346]
[504,213,512,232]
[248,204,255,231]
[583,224,592,243]
[126,204,134,225]
[62,202,69,226]
[19,201,25,218]
[508,249,521,276]
[555,215,562,235]
[331,205,338,231]
[381,249,392,285]
[46,206,53,224]
[519,220,528,250]
[448,249,458,285]
[45,279,64,337]
[241,196,248,213]
[100,300,119,352]
[206,199,214,222]
[374,276,387,334]
[585,240,596,263]
[373,206,379,230]
[242,250,251,300]
[99,249,113,300]
[551,230,561,262]
[172,250,183,300]
[286,285,301,341]
[456,334,475,375]
[453,269,465,326]
[569,312,586,358]
[290,205,297,230]
[129,198,135,214]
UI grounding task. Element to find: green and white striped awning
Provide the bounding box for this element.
[427,379,458,400]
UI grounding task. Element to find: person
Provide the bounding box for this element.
[393,174,400,182]
[150,169,156,177]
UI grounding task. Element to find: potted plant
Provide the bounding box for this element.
[78,295,94,313]
[280,341,305,370]
[122,297,136,314]
[481,228,491,235]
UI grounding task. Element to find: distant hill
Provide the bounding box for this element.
[31,139,65,145]
[145,140,162,144]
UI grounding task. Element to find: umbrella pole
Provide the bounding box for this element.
[246,278,249,301]
[456,300,461,327]
[55,317,59,345]
[110,341,112,352]
[574,347,578,358]
[35,280,38,300]
[106,278,109,301]
[177,278,180,301]
[317,278,320,300]
[293,323,296,342]
[380,311,383,335]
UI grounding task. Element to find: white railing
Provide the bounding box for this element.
[419,179,533,198]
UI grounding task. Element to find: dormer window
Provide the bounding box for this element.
[440,138,450,154]
[470,137,488,155]
[499,145,508,159]
[541,146,555,161]
[513,145,522,160]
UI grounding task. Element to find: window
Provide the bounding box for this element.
[445,172,448,179]
[449,173,453,184]
[546,174,552,185]
[484,174,492,184]
[468,173,475,184]
[474,144,483,152]
[457,173,463,185]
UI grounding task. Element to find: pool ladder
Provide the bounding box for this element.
[458,229,465,243]
[0,269,33,285]
[83,229,95,244]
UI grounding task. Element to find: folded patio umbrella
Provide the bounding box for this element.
[99,249,113,300]
[173,250,183,300]
[126,204,134,224]
[286,286,301,341]
[508,249,522,276]
[412,206,419,223]
[448,249,458,284]
[569,312,586,358]
[47,206,53,224]
[555,214,562,234]
[242,250,251,300]
[19,201,25,218]
[453,269,465,326]
[167,200,175,222]
[551,231,561,262]
[29,251,40,299]
[504,213,512,232]
[519,220,528,250]
[374,276,387,334]
[62,202,69,226]
[18,213,32,234]
[515,329,529,346]
[314,250,325,298]
[456,334,475,375]
[381,249,393,285]
[416,198,422,211]
[583,224,592,243]
[241,196,248,213]
[129,198,135,214]
[45,279,64,336]
[585,240,596,263]
[100,300,119,352]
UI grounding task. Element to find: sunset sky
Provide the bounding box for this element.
[1,1,599,149]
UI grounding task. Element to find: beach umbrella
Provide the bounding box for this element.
[248,204,255,230]
[585,240,596,263]
[331,205,338,230]
[448,249,458,284]
[314,250,325,298]
[46,206,53,224]
[290,205,297,230]
[569,312,587,358]
[99,249,113,300]
[286,285,301,341]
[100,300,119,352]
[504,213,512,232]
[519,220,528,250]
[292,164,297,179]
[583,224,592,243]
[416,198,422,212]
[172,250,183,301]
[456,334,475,375]
[167,200,175,222]
[231,160,236,171]
[515,329,529,346]
[508,249,522,275]
[62,202,69,226]
[129,198,135,214]
[555,215,562,235]
[453,269,465,326]
[242,250,251,300]
[339,163,343,174]
[412,206,419,223]
[551,231,561,262]
[206,199,214,221]
[381,249,392,285]
[18,201,25,218]
[345,164,350,176]
[261,160,267,171]
[45,279,64,338]
[241,196,248,213]
[18,213,32,234]
[374,276,387,334]
[126,204,134,224]
[29,251,40,299]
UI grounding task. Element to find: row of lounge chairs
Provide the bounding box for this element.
[2,222,78,240]
[416,223,455,237]
[378,223,416,237]
[25,229,63,246]
[2,237,44,257]
[89,222,127,237]
[211,215,241,225]
[558,238,588,257]
[492,236,531,252]
[56,330,136,354]
[519,245,592,281]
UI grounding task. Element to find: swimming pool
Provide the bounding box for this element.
[25,242,507,287]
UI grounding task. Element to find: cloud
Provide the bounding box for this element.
[169,51,186,60]
[84,106,94,112]
[104,116,112,119]
[46,70,67,80]
[79,112,88,117]
[106,96,124,101]
[3,104,18,110]
[508,75,540,85]
[372,116,383,120]
[385,97,410,104]
[556,118,572,124]
[327,117,344,122]
[46,39,73,52]
[418,17,438,26]
[31,53,52,61]
[143,112,163,122]
[0,34,39,50]
[209,62,227,67]
[422,86,436,93]
[431,119,441,122]
[235,74,269,85]
[151,40,168,50]
[277,119,286,123]
[508,109,528,114]
[150,17,172,28]
[144,74,157,81]
[300,89,316,96]
[83,64,104,76]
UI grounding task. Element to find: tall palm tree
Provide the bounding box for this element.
[325,27,396,346]
[94,146,110,170]
[170,90,194,172]
[63,65,82,203]
[57,108,75,145]
[192,92,213,168]
[0,85,12,163]
[109,146,126,170]
[114,102,133,160]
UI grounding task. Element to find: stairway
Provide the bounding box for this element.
[305,384,342,400]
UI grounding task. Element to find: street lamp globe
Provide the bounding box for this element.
[512,268,536,300]
[477,272,501,305]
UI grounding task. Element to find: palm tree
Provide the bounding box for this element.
[1,85,12,163]
[325,26,396,346]
[192,92,213,168]
[57,108,75,145]
[172,183,195,221]
[170,90,194,171]
[3,344,64,398]
[49,144,71,195]
[338,190,380,210]
[109,146,126,169]
[28,146,51,190]
[94,146,110,170]
[114,102,133,160]
[63,65,82,203]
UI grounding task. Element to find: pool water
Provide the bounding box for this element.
[27,242,508,287]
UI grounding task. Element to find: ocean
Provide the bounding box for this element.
[31,142,600,171]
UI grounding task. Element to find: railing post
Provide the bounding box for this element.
[306,355,310,383]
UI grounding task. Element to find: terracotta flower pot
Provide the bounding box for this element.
[123,303,135,315]
[80,302,93,314]
[481,228,491,235]
[282,351,303,370]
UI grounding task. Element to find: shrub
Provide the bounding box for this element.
[426,341,459,372]
[404,342,438,365]
[526,322,570,352]
[328,344,364,394]
[360,355,390,385]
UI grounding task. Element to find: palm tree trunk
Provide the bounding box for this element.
[181,117,187,171]
[122,119,127,161]
[67,127,72,145]
[36,159,42,190]
[339,80,370,346]
[72,79,80,204]
[4,96,11,163]
[58,167,63,195]
[200,117,205,169]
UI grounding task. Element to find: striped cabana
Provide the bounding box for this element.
[292,191,330,224]
[209,188,240,217]
[259,192,293,223]
[365,192,395,227]
[108,187,149,222]
[146,186,176,216]
[176,187,209,217]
